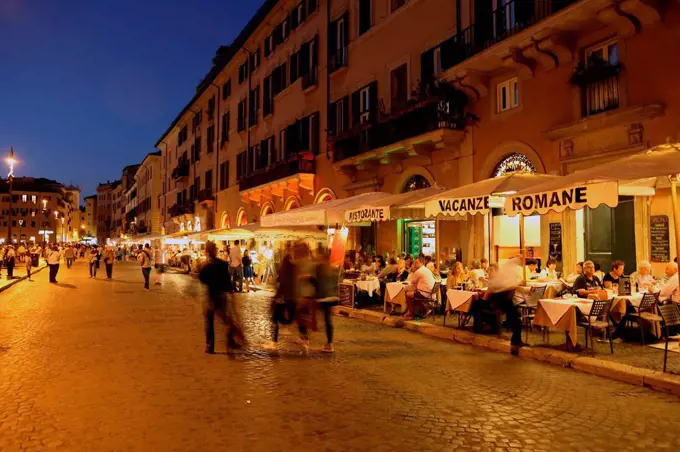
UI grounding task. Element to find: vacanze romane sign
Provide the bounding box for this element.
[504,182,619,216]
[424,196,490,217]
[345,206,389,223]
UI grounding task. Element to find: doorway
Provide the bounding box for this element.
[584,196,636,273]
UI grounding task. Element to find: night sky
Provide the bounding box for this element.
[0,0,263,200]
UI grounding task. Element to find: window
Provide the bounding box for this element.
[193,137,201,162]
[222,79,231,100]
[236,152,247,181]
[207,96,215,121]
[263,75,274,117]
[250,48,261,72]
[272,62,287,95]
[219,161,229,190]
[205,170,213,191]
[329,13,349,72]
[290,51,300,83]
[292,2,306,29]
[238,61,249,84]
[21,194,27,202]
[207,125,215,154]
[237,100,247,132]
[433,47,442,76]
[221,112,230,143]
[178,125,188,146]
[390,0,407,13]
[307,0,318,14]
[32,196,37,204]
[265,136,276,166]
[336,98,347,134]
[390,63,408,111]
[264,34,275,57]
[281,18,289,41]
[358,0,372,35]
[249,85,260,126]
[496,77,519,112]
[583,41,620,116]
[360,86,371,123]
[279,129,287,161]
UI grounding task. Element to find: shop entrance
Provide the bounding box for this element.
[584,196,636,272]
[404,220,436,258]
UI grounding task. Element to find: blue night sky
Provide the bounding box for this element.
[0,0,264,200]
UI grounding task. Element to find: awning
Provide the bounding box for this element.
[413,172,560,218]
[344,186,448,224]
[505,144,680,216]
[260,192,395,227]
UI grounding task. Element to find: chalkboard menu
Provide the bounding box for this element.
[338,283,355,308]
[650,215,670,262]
[549,223,563,262]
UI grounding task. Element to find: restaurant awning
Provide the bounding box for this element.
[411,172,560,218]
[260,192,395,227]
[343,186,448,224]
[505,144,680,217]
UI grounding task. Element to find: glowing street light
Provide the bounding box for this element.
[6,147,17,244]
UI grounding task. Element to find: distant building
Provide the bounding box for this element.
[96,180,121,243]
[84,195,97,239]
[127,152,162,237]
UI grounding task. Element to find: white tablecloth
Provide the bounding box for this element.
[614,293,644,307]
[445,290,477,312]
[353,279,380,294]
[539,298,593,325]
[386,282,410,300]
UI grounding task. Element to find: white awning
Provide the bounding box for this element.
[343,186,448,224]
[505,144,680,216]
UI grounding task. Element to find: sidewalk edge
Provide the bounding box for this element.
[0,265,48,294]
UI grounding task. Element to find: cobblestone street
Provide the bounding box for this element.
[2,260,680,451]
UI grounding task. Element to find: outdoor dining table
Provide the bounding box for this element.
[384,281,412,313]
[444,289,482,327]
[518,281,566,300]
[533,298,595,347]
[611,292,663,337]
[351,278,380,295]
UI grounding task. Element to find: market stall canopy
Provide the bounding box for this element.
[260,192,394,227]
[415,172,559,218]
[505,144,680,217]
[204,223,327,242]
[343,186,448,224]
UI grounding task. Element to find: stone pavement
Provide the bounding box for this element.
[0,258,47,293]
[2,262,680,451]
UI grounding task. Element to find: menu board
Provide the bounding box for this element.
[338,283,355,308]
[650,215,670,262]
[549,223,563,262]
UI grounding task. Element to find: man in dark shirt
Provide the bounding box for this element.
[602,260,625,289]
[198,241,246,354]
[573,260,603,298]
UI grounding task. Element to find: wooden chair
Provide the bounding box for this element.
[658,304,680,372]
[578,299,613,355]
[627,292,662,346]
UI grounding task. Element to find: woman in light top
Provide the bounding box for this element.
[449,261,467,288]
[632,260,655,290]
[396,258,409,282]
[538,258,559,281]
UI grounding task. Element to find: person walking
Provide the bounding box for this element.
[89,246,99,278]
[263,252,300,351]
[47,244,61,283]
[229,240,243,292]
[137,244,153,290]
[64,246,75,269]
[198,241,246,354]
[103,246,115,280]
[5,246,16,280]
[312,247,339,353]
[25,250,32,281]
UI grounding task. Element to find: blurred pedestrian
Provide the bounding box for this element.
[5,246,15,279]
[264,252,304,351]
[198,241,246,354]
[89,246,99,278]
[312,247,339,353]
[485,257,526,355]
[25,251,32,281]
[137,244,153,290]
[103,246,115,280]
[229,240,243,292]
[47,244,61,283]
[64,246,75,269]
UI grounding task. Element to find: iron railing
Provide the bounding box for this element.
[239,155,315,191]
[583,75,620,116]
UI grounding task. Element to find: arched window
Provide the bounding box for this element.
[260,203,274,217]
[284,196,300,211]
[402,175,431,193]
[220,212,231,229]
[236,208,247,226]
[492,153,536,177]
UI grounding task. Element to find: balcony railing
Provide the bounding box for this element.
[329,46,348,73]
[302,66,318,90]
[171,160,189,180]
[332,98,468,162]
[239,155,315,191]
[583,75,620,117]
[197,188,214,203]
[169,202,195,218]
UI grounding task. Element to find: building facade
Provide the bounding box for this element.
[155,0,679,273]
[96,180,120,243]
[131,152,162,236]
[84,195,97,239]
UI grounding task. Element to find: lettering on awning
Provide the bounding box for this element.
[345,207,389,223]
[425,196,490,217]
[504,182,619,216]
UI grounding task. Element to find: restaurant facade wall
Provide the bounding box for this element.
[155,0,680,270]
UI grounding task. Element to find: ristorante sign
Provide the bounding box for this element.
[504,182,619,216]
[425,196,490,217]
[345,206,389,223]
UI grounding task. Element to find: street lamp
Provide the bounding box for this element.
[6,147,16,244]
[18,219,23,243]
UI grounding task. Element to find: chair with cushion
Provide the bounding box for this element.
[658,304,680,372]
[578,299,613,355]
[627,292,662,346]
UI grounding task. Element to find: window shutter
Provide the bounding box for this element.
[311,112,319,155]
[299,42,310,76]
[441,37,457,71]
[343,11,350,47]
[300,116,311,152]
[369,81,378,121]
[328,102,337,137]
[312,35,319,67]
[328,20,337,54]
[342,95,350,131]
[290,52,299,82]
[421,48,435,89]
[290,10,298,29]
[351,90,361,126]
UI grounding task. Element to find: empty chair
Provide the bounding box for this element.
[578,299,614,355]
[627,292,662,346]
[658,304,680,372]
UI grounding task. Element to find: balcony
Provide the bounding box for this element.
[302,66,318,90]
[171,160,189,180]
[239,154,315,204]
[197,188,214,205]
[329,46,348,74]
[169,202,195,218]
[331,92,469,175]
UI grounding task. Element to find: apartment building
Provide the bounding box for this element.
[96,180,120,243]
[126,152,162,237]
[155,0,679,270]
[84,195,97,238]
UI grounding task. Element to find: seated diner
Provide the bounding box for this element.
[660,262,679,304]
[573,260,604,298]
[632,260,655,291]
[404,257,436,320]
[602,260,625,289]
[537,257,558,281]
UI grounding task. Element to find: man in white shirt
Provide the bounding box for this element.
[404,258,435,319]
[660,262,679,304]
[47,244,61,283]
[229,240,243,292]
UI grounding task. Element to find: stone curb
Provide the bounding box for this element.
[333,307,680,397]
[0,265,48,294]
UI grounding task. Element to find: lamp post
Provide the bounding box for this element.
[18,219,23,243]
[6,147,16,244]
